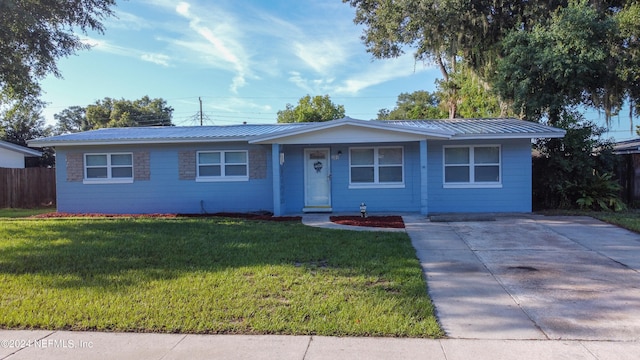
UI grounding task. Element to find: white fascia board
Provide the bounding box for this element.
[451,131,566,140]
[27,136,251,147]
[1,142,43,156]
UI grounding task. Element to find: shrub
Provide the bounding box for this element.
[532,110,624,211]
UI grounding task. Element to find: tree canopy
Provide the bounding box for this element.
[1,98,51,147]
[345,0,640,124]
[377,91,445,120]
[54,96,174,134]
[277,95,346,123]
[378,65,513,120]
[0,97,54,166]
[492,1,634,124]
[0,0,116,100]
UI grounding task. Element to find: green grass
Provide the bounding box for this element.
[0,208,54,218]
[0,217,442,337]
[537,209,640,234]
[590,211,640,233]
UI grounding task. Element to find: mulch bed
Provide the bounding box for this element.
[31,212,302,222]
[329,215,405,229]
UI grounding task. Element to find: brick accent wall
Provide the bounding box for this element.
[249,148,267,179]
[179,150,196,180]
[133,152,150,181]
[66,152,84,182]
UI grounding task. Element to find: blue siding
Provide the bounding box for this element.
[56,143,273,214]
[54,138,533,215]
[426,139,532,213]
[281,143,422,214]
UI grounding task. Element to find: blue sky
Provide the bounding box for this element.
[38,0,636,141]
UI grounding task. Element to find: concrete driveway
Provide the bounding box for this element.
[405,215,640,341]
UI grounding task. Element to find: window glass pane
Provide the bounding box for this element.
[225,165,247,176]
[379,148,402,165]
[351,167,374,183]
[379,166,402,182]
[225,151,246,164]
[199,152,220,164]
[86,155,107,166]
[111,154,132,166]
[475,147,500,164]
[475,166,500,182]
[112,167,133,178]
[199,165,221,176]
[445,166,470,182]
[445,148,469,164]
[87,167,108,178]
[351,149,374,165]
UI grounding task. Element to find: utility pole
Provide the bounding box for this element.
[199,97,203,126]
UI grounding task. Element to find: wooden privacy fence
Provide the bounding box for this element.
[0,168,56,208]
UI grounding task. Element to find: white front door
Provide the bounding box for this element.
[304,148,331,211]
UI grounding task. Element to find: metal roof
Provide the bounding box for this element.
[613,138,640,154]
[28,118,565,147]
[28,123,310,146]
[385,118,566,138]
[0,140,43,156]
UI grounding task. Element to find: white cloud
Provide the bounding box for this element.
[81,37,130,56]
[334,56,433,94]
[82,37,171,67]
[207,97,272,113]
[175,2,190,17]
[288,71,335,94]
[172,1,250,93]
[293,40,349,74]
[107,10,153,30]
[141,53,171,67]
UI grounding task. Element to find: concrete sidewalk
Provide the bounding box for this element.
[2,329,639,360]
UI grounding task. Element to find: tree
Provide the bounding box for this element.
[55,96,174,132]
[0,0,116,100]
[277,95,345,123]
[53,106,90,135]
[378,67,513,120]
[377,91,446,120]
[492,2,622,125]
[1,98,51,147]
[0,97,54,166]
[532,110,624,211]
[344,0,564,118]
[344,0,640,123]
[454,65,514,118]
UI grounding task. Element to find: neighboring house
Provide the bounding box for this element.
[28,117,565,215]
[613,138,640,203]
[0,140,42,168]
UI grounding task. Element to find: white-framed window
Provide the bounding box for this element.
[84,153,133,184]
[197,150,248,182]
[443,145,501,188]
[349,146,404,188]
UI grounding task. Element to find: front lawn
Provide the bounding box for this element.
[0,208,54,218]
[0,217,442,337]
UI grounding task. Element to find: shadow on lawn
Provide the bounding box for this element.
[0,218,421,293]
[0,217,443,337]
